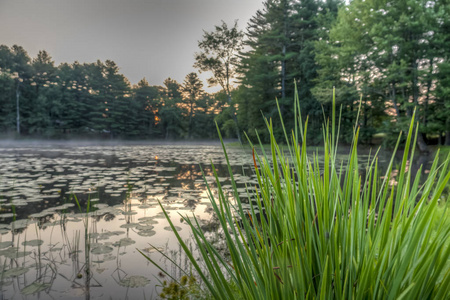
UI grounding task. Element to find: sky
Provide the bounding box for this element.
[0,0,264,91]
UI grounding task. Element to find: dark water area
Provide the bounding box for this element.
[0,141,434,299]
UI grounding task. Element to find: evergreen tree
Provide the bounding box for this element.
[238,0,327,142]
[0,46,16,133]
[86,60,130,138]
[9,45,33,135]
[160,78,186,139]
[181,72,204,138]
[132,78,161,137]
[28,50,59,136]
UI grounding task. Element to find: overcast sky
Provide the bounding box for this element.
[0,0,264,91]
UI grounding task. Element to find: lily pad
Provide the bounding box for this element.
[91,245,114,255]
[120,223,139,229]
[0,247,31,259]
[3,266,29,278]
[136,224,154,231]
[122,211,138,216]
[10,219,36,230]
[0,241,12,249]
[137,230,156,237]
[22,239,44,247]
[138,204,152,209]
[113,237,136,247]
[21,282,51,295]
[118,275,150,288]
[102,254,116,262]
[164,226,182,232]
[138,217,159,225]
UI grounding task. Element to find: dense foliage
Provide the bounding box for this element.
[0,47,224,139]
[0,0,449,147]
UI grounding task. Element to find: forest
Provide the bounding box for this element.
[0,0,448,151]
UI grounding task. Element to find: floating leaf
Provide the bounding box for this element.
[122,211,138,216]
[0,241,12,249]
[21,282,51,295]
[20,282,51,295]
[120,223,139,229]
[102,254,116,262]
[118,275,150,288]
[22,239,44,247]
[136,224,154,231]
[113,237,136,247]
[91,245,114,255]
[10,219,36,230]
[164,226,182,232]
[138,204,152,209]
[137,230,156,237]
[0,247,31,259]
[3,267,29,278]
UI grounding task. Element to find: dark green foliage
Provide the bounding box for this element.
[0,0,449,145]
[314,0,449,148]
[237,0,341,143]
[0,45,222,140]
[182,72,204,138]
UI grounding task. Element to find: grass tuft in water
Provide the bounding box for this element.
[144,89,450,299]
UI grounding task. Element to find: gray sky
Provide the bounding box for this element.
[0,0,263,91]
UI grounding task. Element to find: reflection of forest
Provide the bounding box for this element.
[0,143,440,299]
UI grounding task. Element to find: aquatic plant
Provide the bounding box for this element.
[145,89,450,299]
[159,275,199,300]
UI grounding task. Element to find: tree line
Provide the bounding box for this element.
[0,47,225,139]
[236,0,449,149]
[0,0,449,149]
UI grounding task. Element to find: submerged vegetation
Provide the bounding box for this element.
[150,91,450,299]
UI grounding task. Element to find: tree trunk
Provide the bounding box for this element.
[16,83,20,135]
[417,133,429,153]
[411,59,428,153]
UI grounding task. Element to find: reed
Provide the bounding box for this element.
[145,89,450,299]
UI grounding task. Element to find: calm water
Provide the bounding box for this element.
[0,142,258,299]
[0,141,426,299]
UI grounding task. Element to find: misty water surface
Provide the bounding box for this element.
[0,141,425,299]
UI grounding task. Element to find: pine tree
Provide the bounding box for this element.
[181,72,204,138]
[160,78,186,139]
[238,0,327,142]
[132,78,161,137]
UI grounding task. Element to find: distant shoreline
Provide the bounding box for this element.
[0,139,239,148]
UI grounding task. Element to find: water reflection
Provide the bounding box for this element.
[0,143,251,299]
[0,143,433,298]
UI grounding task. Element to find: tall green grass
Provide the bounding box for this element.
[145,91,450,299]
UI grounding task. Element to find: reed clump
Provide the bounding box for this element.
[146,90,450,299]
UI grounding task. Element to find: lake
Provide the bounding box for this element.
[0,141,427,299]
